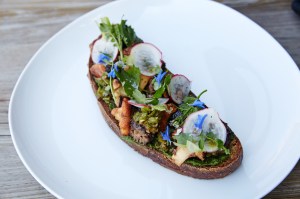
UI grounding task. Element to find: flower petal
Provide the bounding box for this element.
[98,53,110,64]
[108,68,116,78]
[161,126,171,144]
[191,99,205,108]
[194,114,208,129]
[155,70,167,86]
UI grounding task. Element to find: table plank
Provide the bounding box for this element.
[0,0,299,198]
[0,136,55,199]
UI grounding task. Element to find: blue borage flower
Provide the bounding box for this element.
[154,70,167,86]
[108,64,119,78]
[98,53,110,64]
[194,114,208,129]
[191,99,205,108]
[161,126,171,145]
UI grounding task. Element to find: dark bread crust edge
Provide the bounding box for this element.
[87,39,243,179]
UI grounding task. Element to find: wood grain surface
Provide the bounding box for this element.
[0,0,299,198]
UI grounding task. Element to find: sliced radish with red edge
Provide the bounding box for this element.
[129,43,162,76]
[168,74,191,104]
[128,100,146,108]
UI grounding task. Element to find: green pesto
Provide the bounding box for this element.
[121,135,230,167]
[185,154,229,166]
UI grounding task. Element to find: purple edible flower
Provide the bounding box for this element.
[155,70,167,86]
[98,53,110,64]
[194,114,208,129]
[191,99,205,108]
[161,126,171,145]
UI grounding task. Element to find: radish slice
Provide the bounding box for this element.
[168,75,191,104]
[128,100,146,108]
[183,108,227,152]
[92,37,119,64]
[129,43,162,76]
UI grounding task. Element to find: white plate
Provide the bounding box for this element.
[9,0,300,198]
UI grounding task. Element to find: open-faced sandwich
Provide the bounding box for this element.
[87,17,243,179]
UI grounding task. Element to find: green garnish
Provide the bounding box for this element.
[115,65,152,104]
[170,90,207,128]
[133,107,162,133]
[99,17,142,61]
[153,74,172,99]
[174,131,230,154]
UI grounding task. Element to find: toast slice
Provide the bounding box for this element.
[87,38,243,179]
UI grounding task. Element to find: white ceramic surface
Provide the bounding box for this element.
[9,0,300,198]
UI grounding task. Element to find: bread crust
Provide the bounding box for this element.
[87,38,243,179]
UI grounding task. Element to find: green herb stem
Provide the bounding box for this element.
[109,77,117,106]
[197,89,207,99]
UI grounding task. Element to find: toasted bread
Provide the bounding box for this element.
[87,37,243,179]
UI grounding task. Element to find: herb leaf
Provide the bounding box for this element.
[99,17,143,61]
[115,66,148,104]
[153,74,171,98]
[119,19,143,47]
[199,133,205,150]
[186,140,201,153]
[173,133,195,145]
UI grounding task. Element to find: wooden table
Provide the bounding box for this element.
[0,0,299,198]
